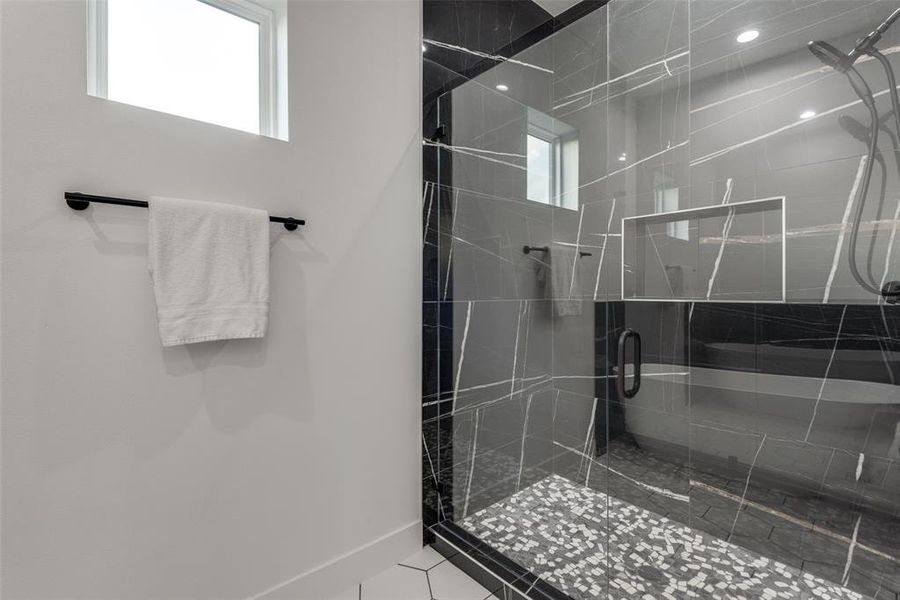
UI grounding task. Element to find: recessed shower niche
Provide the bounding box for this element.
[622,197,785,302]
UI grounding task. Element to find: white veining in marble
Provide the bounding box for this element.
[705,177,735,300]
[442,189,459,301]
[516,392,534,492]
[452,301,473,413]
[554,49,690,111]
[691,85,900,167]
[824,156,868,303]
[804,305,848,441]
[554,441,690,502]
[878,190,900,302]
[423,38,554,74]
[841,515,862,586]
[728,433,767,541]
[594,198,618,301]
[423,140,526,172]
[462,408,481,518]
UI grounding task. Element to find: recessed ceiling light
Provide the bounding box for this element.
[495,83,509,92]
[800,109,816,119]
[736,29,760,44]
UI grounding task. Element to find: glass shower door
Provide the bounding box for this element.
[424,26,605,599]
[423,1,900,598]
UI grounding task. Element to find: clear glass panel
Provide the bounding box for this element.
[107,0,260,134]
[426,1,900,598]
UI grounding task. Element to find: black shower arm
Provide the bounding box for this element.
[849,7,900,61]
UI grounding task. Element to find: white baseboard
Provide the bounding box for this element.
[246,520,423,600]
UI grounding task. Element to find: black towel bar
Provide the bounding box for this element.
[523,245,592,257]
[64,192,305,231]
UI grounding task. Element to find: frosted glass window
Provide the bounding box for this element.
[89,0,287,138]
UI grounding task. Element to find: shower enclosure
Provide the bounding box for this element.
[422,1,900,598]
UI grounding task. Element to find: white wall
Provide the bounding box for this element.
[0,1,422,598]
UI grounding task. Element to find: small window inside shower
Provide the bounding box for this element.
[654,173,688,240]
[526,111,578,210]
[527,133,553,204]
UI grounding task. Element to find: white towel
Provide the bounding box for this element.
[546,245,583,317]
[148,196,270,347]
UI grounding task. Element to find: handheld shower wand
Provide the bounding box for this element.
[808,40,856,73]
[809,8,900,303]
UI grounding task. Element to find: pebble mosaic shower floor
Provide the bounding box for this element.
[460,474,868,600]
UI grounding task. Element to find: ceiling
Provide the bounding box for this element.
[531,0,583,17]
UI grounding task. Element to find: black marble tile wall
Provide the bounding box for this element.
[423,0,553,102]
[688,0,900,303]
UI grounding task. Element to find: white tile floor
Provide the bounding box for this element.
[327,546,495,600]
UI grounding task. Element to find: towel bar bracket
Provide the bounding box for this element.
[66,197,90,211]
[64,192,305,231]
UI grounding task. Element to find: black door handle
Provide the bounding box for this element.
[617,328,642,399]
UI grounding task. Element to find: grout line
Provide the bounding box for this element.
[692,480,900,564]
[398,563,430,573]
[425,569,434,600]
[431,531,533,600]
[425,557,449,573]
